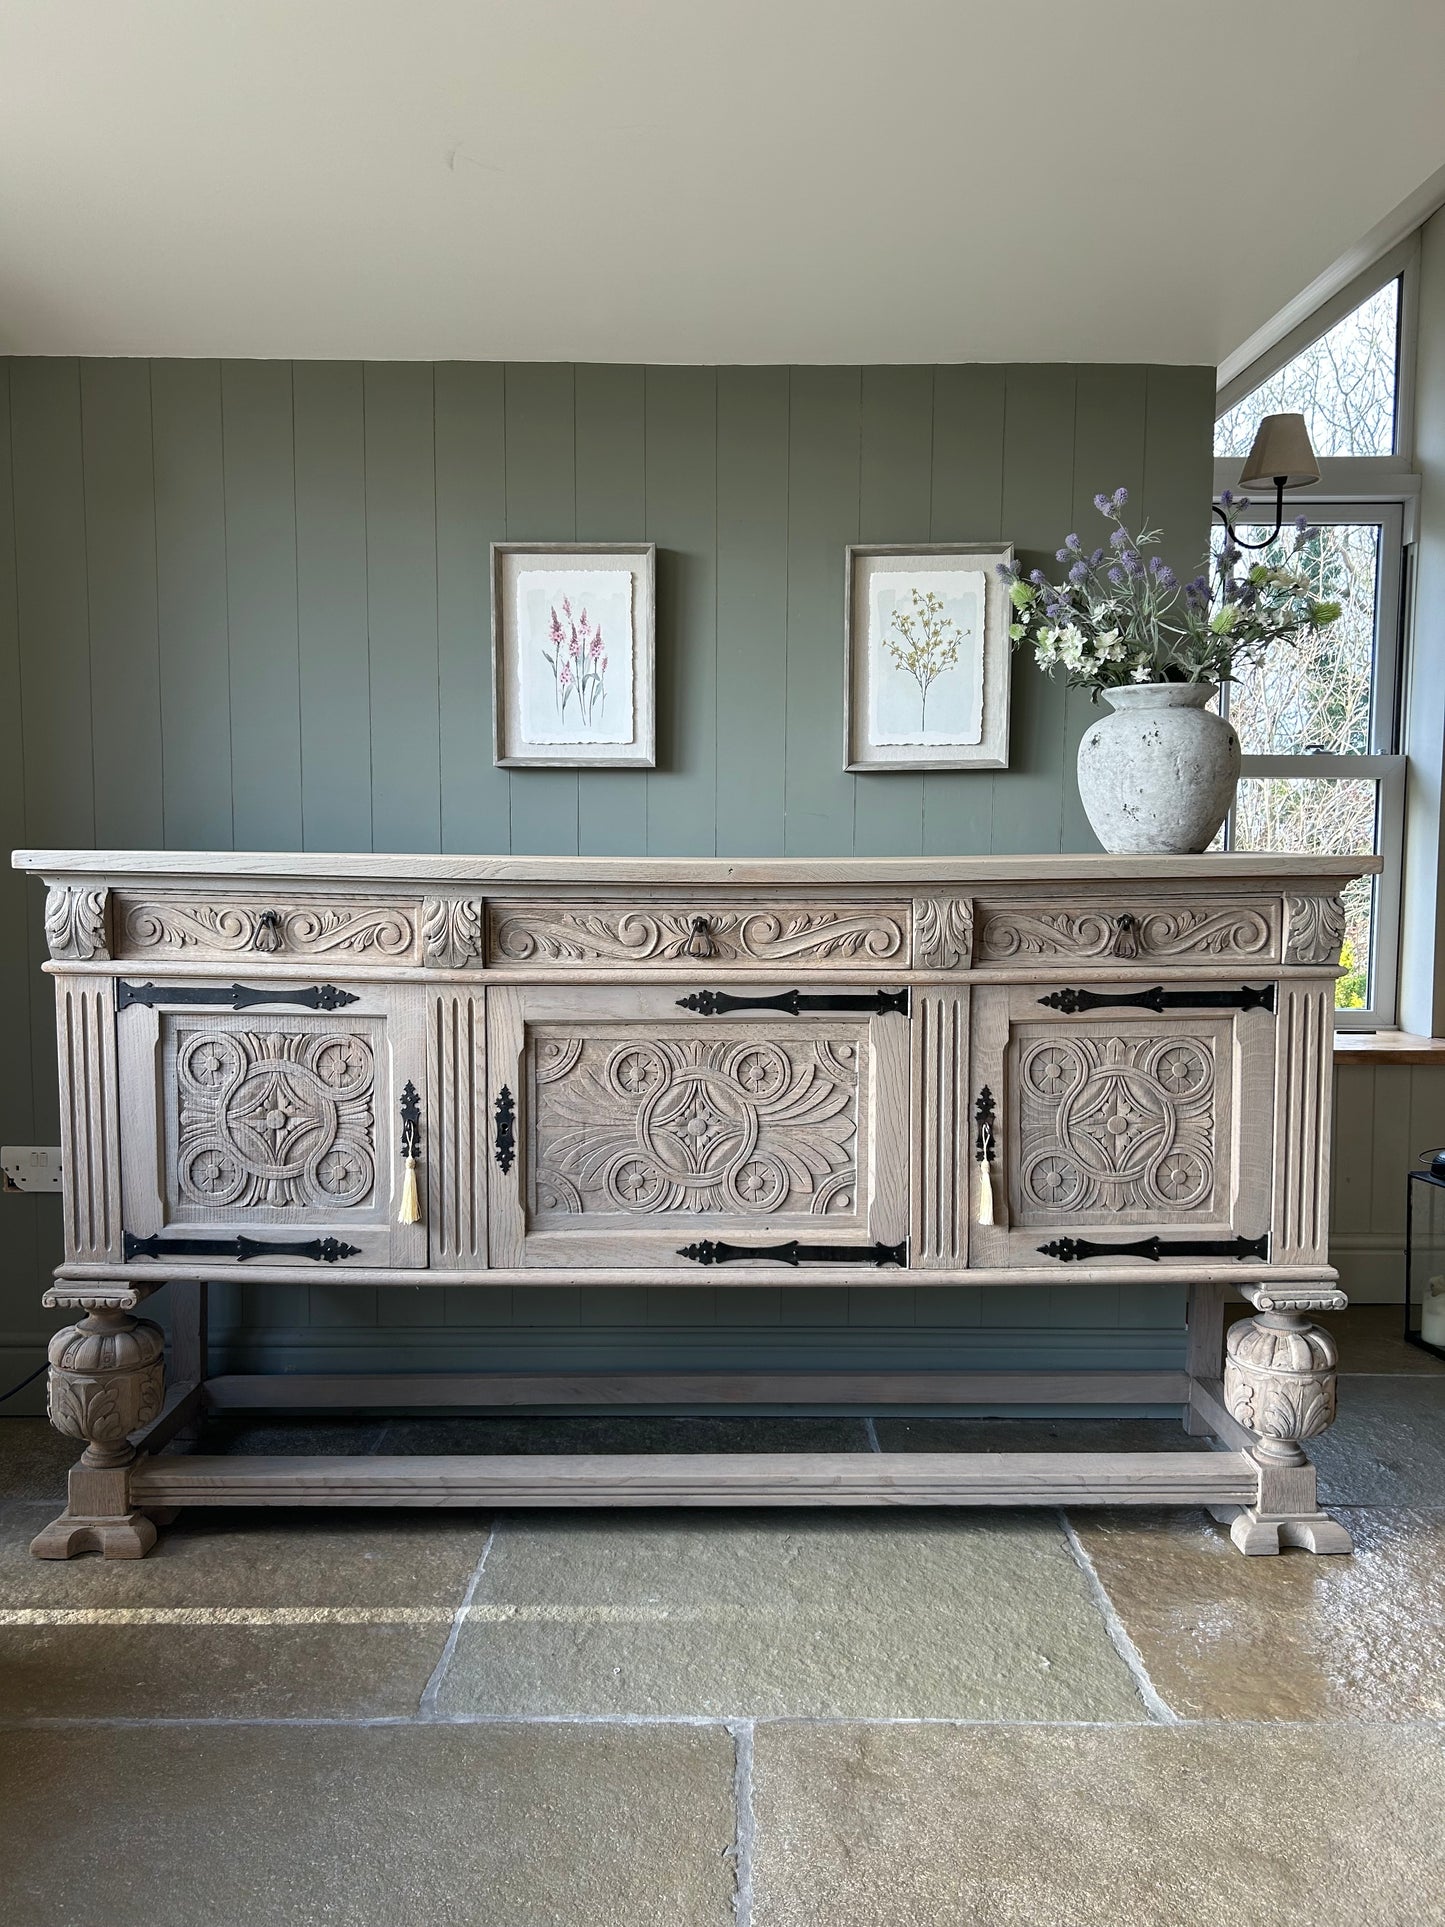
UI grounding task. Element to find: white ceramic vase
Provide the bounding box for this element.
[1076,681,1240,856]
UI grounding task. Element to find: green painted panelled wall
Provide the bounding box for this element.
[0,357,1220,1402]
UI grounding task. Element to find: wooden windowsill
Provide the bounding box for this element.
[1334,1031,1445,1066]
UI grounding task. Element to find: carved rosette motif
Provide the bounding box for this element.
[531,1030,859,1216]
[1224,1314,1338,1457]
[1285,893,1347,967]
[912,897,973,971]
[45,885,109,962]
[979,904,1272,963]
[422,897,486,969]
[174,1026,376,1213]
[489,904,907,967]
[122,900,414,958]
[47,1310,165,1468]
[1016,1029,1217,1221]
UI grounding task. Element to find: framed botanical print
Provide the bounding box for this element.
[844,542,1014,770]
[492,542,656,767]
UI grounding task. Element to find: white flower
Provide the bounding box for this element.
[1131,655,1153,682]
[1055,623,1088,669]
[1092,628,1124,663]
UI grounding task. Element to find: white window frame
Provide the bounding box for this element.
[1215,248,1419,1032]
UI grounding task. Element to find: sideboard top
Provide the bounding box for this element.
[13,848,1382,887]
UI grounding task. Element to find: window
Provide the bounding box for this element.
[1214,271,1409,1028]
[1215,278,1401,459]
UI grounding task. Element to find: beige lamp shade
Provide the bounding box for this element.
[1239,412,1321,491]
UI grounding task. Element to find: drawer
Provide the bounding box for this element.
[973,895,1281,968]
[115,892,425,965]
[486,899,913,969]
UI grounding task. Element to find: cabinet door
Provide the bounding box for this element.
[117,978,427,1267]
[970,981,1275,1267]
[486,985,909,1269]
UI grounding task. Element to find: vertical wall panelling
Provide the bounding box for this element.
[993,366,1077,854]
[715,366,789,857]
[151,361,234,850]
[645,366,718,855]
[785,367,860,853]
[80,361,163,848]
[0,363,40,1360]
[363,363,442,852]
[574,364,649,856]
[435,361,510,854]
[221,361,303,850]
[854,365,934,858]
[294,362,373,851]
[924,364,1006,857]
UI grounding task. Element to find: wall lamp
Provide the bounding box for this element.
[1212,411,1321,550]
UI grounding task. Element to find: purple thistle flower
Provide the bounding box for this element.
[1090,548,1105,566]
[1295,515,1310,534]
[1110,527,1129,549]
[1112,486,1129,510]
[996,562,1015,581]
[1121,551,1142,576]
[1155,564,1176,589]
[1107,566,1124,587]
[1056,549,1071,563]
[1029,569,1046,586]
[1093,492,1112,514]
[1065,533,1081,550]
[1068,561,1088,584]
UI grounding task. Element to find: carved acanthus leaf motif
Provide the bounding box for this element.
[1224,1315,1338,1442]
[531,1031,860,1217]
[123,900,415,958]
[980,904,1272,962]
[172,1026,376,1214]
[45,886,109,962]
[1015,1029,1218,1223]
[1285,893,1347,966]
[912,897,973,970]
[489,905,906,967]
[421,897,485,969]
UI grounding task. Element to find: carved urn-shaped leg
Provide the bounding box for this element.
[1223,1312,1352,1556]
[30,1309,165,1559]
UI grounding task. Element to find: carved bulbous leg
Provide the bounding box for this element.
[1223,1311,1352,1556]
[30,1309,165,1559]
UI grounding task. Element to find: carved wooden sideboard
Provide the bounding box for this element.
[15,848,1375,1559]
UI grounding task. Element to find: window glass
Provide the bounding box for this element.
[1214,278,1399,458]
[1230,776,1378,1009]
[1221,522,1380,755]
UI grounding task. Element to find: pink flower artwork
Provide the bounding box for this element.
[542,599,608,727]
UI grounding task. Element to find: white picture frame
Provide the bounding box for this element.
[844,542,1015,771]
[492,542,656,768]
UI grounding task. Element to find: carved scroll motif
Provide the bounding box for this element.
[173,1025,377,1214]
[979,904,1273,963]
[45,885,109,962]
[1284,893,1347,967]
[912,897,973,971]
[123,900,415,958]
[531,1031,859,1217]
[421,897,485,969]
[489,905,907,967]
[1016,1029,1218,1222]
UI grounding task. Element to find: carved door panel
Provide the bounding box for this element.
[486,985,909,1269]
[117,980,427,1267]
[969,982,1276,1267]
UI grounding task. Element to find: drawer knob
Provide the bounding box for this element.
[1111,913,1139,960]
[685,914,718,960]
[253,909,283,954]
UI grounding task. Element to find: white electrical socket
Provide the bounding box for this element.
[1,1146,64,1194]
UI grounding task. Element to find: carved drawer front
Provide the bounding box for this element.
[969,981,1276,1269]
[486,900,911,970]
[115,980,428,1267]
[485,984,909,1269]
[115,893,424,965]
[973,896,1280,968]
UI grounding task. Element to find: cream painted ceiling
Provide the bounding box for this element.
[3,0,1444,366]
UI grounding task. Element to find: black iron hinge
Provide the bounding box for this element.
[124,1231,362,1263]
[1038,1233,1269,1265]
[677,988,908,1018]
[1037,984,1275,1017]
[116,981,360,1012]
[493,1085,516,1174]
[678,1238,907,1268]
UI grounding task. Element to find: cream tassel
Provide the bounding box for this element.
[976,1145,996,1227]
[399,1152,422,1225]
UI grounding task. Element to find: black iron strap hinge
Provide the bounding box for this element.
[116,981,360,1012]
[677,988,909,1018]
[678,1238,907,1268]
[1039,1233,1269,1265]
[1037,984,1275,1017]
[124,1231,362,1263]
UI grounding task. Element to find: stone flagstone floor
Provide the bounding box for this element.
[2,1306,1445,1925]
